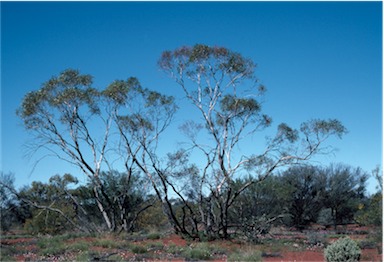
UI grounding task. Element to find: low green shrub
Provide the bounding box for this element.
[130,244,148,254]
[306,232,327,247]
[183,246,211,261]
[357,239,376,249]
[228,250,262,261]
[75,251,90,261]
[66,241,90,252]
[166,243,184,255]
[39,244,67,256]
[94,238,122,249]
[0,245,17,261]
[324,237,361,262]
[147,232,161,240]
[146,241,164,250]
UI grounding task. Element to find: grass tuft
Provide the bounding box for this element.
[131,244,148,254]
[228,249,262,262]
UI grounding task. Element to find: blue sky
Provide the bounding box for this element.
[1,1,382,193]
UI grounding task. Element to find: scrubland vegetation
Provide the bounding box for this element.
[1,44,382,261]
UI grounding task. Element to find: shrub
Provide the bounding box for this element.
[228,250,262,262]
[324,237,361,262]
[183,243,212,261]
[94,239,122,249]
[67,241,90,252]
[357,240,376,249]
[130,244,148,254]
[241,215,273,243]
[167,243,184,255]
[147,232,161,240]
[317,208,333,226]
[0,245,17,261]
[146,241,164,250]
[306,232,327,247]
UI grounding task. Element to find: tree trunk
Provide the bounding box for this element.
[93,186,113,231]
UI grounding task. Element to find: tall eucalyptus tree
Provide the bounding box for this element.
[18,69,177,232]
[158,44,347,239]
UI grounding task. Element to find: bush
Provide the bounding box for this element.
[357,240,376,249]
[147,232,161,240]
[324,237,361,262]
[66,241,90,252]
[183,243,212,261]
[317,208,333,226]
[306,232,327,247]
[228,250,262,262]
[130,244,148,254]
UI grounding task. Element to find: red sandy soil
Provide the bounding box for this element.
[161,234,187,247]
[2,227,382,262]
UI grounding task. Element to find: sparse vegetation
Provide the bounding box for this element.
[228,249,262,261]
[130,244,148,254]
[183,243,212,261]
[0,226,382,261]
[0,44,381,261]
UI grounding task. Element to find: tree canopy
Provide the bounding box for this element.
[14,44,353,239]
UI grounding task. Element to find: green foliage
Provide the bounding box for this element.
[159,44,256,78]
[228,249,262,262]
[280,165,327,228]
[37,236,68,256]
[220,95,260,116]
[75,251,91,261]
[17,69,98,129]
[300,119,347,139]
[16,48,350,239]
[147,232,161,240]
[240,215,274,243]
[21,174,79,235]
[0,245,17,261]
[146,241,164,250]
[17,68,177,232]
[130,244,148,254]
[183,243,212,261]
[317,208,334,226]
[278,123,299,143]
[357,239,376,249]
[24,207,74,235]
[93,238,123,249]
[231,176,285,226]
[93,170,150,231]
[324,237,361,262]
[66,241,91,252]
[325,164,368,227]
[0,172,31,232]
[102,78,139,104]
[306,232,327,247]
[355,192,382,226]
[135,200,169,231]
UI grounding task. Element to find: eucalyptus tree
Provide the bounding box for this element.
[17,69,177,232]
[103,76,180,234]
[158,44,347,239]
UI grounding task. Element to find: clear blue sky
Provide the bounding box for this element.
[1,1,382,193]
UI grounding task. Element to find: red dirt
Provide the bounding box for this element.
[2,226,382,262]
[361,248,383,262]
[1,238,35,245]
[161,234,187,247]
